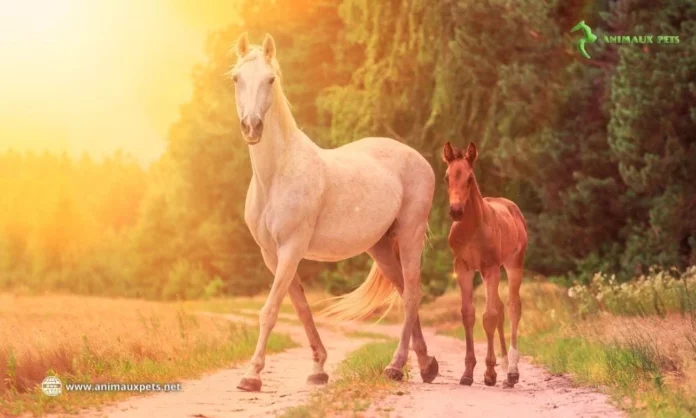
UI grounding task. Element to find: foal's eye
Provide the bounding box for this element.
[467,177,473,184]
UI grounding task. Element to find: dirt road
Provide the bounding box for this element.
[62,312,624,418]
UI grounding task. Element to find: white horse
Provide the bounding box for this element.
[230,33,438,392]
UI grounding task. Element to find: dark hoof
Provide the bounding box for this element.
[484,374,497,386]
[384,367,404,381]
[507,372,519,384]
[307,372,329,385]
[237,377,262,392]
[502,379,515,389]
[459,375,473,386]
[420,357,439,383]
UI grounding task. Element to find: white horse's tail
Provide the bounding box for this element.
[318,243,400,322]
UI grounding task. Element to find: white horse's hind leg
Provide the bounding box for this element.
[238,245,304,392]
[367,235,438,383]
[383,221,428,380]
[287,277,329,384]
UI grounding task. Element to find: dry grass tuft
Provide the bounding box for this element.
[576,313,696,394]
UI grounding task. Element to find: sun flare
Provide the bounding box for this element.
[0,0,239,166]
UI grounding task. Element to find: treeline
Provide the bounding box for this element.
[1,0,694,299]
[0,151,147,294]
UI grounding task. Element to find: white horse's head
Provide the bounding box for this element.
[229,33,280,145]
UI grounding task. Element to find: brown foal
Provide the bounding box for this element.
[443,141,528,388]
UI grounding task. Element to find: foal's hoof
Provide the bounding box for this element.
[237,377,262,392]
[420,357,439,383]
[307,372,329,385]
[484,373,497,387]
[502,379,515,389]
[384,367,404,381]
[507,372,520,385]
[459,375,474,386]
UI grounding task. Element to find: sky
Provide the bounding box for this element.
[0,0,240,166]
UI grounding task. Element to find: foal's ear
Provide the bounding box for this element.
[465,142,478,165]
[263,33,276,61]
[236,32,249,58]
[443,141,456,163]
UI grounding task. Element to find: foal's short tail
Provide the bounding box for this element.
[317,244,400,322]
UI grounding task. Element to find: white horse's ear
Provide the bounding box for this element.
[236,32,249,58]
[465,142,478,165]
[263,33,276,61]
[443,142,456,163]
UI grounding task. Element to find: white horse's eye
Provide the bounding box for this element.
[269,76,276,85]
[232,75,239,83]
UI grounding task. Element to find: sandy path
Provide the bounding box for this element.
[57,314,367,418]
[366,332,625,418]
[237,312,624,418]
[48,311,625,418]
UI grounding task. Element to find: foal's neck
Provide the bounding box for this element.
[463,176,487,224]
[248,85,298,193]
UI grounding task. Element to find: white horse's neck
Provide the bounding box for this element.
[248,84,300,194]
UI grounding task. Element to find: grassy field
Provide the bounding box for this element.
[0,293,296,416]
[424,268,696,418]
[280,340,403,418]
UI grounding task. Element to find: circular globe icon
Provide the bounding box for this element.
[41,376,63,397]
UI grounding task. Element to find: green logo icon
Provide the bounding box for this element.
[571,20,598,59]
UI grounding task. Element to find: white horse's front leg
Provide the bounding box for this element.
[237,243,305,392]
[256,248,329,385]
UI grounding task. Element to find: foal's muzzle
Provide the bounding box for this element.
[241,115,263,144]
[449,204,464,221]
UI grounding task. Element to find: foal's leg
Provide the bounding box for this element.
[368,236,438,383]
[456,263,476,386]
[237,243,305,392]
[481,267,501,386]
[288,278,329,384]
[496,292,508,376]
[504,257,524,387]
[384,223,428,381]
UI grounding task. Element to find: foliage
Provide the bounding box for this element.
[568,266,696,316]
[0,0,694,298]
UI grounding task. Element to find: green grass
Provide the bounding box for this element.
[280,340,404,417]
[521,328,696,417]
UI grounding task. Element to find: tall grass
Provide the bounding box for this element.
[525,266,696,417]
[418,267,696,417]
[0,294,296,416]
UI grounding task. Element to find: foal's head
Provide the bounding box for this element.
[442,141,478,221]
[229,33,280,145]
